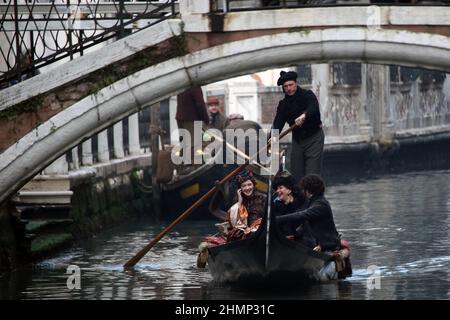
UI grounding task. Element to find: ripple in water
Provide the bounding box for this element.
[1,170,449,299]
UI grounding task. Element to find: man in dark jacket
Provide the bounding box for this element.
[176,86,209,163]
[276,174,340,252]
[272,70,324,182]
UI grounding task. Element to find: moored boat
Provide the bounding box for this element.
[160,163,269,220]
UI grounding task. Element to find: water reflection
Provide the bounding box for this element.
[1,170,449,299]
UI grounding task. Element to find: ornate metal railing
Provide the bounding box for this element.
[216,0,449,12]
[0,0,178,88]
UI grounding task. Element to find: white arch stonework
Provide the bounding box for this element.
[0,27,449,203]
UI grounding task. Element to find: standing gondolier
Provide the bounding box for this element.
[272,70,324,182]
[176,86,209,165]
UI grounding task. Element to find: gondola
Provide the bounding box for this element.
[124,124,351,274]
[160,162,269,221]
[206,193,350,284]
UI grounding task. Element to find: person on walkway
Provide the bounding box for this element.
[272,70,324,182]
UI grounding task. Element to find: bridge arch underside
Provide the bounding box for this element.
[1,27,449,204]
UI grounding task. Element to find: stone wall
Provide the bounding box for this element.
[0,203,28,275]
[1,157,154,270]
[258,64,450,143]
[325,85,362,137]
[258,86,283,124]
[390,81,450,131]
[70,160,154,237]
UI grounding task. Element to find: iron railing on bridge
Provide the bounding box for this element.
[0,0,178,88]
[216,0,450,12]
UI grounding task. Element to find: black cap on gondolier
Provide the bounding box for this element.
[277,71,298,86]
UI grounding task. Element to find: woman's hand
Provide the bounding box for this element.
[237,188,243,205]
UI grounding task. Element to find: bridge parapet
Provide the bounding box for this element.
[0,0,450,205]
[0,19,183,153]
[181,0,450,32]
[0,0,179,86]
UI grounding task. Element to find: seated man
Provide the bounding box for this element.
[276,174,340,252]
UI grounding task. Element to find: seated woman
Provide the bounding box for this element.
[273,173,352,279]
[225,169,266,242]
[276,174,341,252]
[272,171,305,230]
[272,170,319,249]
[197,169,266,267]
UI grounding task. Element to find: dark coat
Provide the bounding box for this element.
[276,195,340,251]
[176,87,209,123]
[208,112,227,131]
[243,190,267,226]
[272,195,306,236]
[272,86,322,143]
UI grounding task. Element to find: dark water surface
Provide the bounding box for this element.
[1,170,449,300]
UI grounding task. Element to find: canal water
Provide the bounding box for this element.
[1,169,449,300]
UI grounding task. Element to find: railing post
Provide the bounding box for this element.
[360,64,373,138]
[79,30,84,57]
[67,0,74,60]
[113,121,125,159]
[128,113,141,155]
[366,64,392,142]
[44,155,69,175]
[151,103,161,218]
[223,0,228,13]
[13,0,22,83]
[118,0,125,39]
[71,146,80,170]
[82,139,94,166]
[98,129,110,163]
[29,31,36,77]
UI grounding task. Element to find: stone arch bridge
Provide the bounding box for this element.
[0,0,449,204]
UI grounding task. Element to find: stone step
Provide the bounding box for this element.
[25,219,73,234]
[13,175,73,206]
[30,233,74,259]
[13,191,73,205]
[17,205,72,220]
[18,175,71,192]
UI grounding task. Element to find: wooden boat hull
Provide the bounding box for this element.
[207,214,334,284]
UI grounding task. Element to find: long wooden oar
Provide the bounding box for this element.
[123,123,298,268]
[206,129,268,172]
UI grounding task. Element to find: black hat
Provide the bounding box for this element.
[272,170,297,190]
[277,71,298,86]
